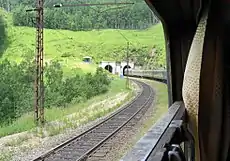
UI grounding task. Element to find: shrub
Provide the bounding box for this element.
[0,57,111,126]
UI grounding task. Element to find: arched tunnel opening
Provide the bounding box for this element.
[105,65,113,73]
[123,65,131,76]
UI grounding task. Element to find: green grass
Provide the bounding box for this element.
[115,78,168,161]
[139,78,168,122]
[4,24,164,64]
[0,78,130,138]
[4,134,31,147]
[0,151,12,161]
[130,78,168,134]
[1,11,165,74]
[132,78,168,138]
[0,11,166,139]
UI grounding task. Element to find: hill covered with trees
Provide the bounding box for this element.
[0,0,159,31]
[0,8,165,71]
[0,3,166,137]
[0,0,165,69]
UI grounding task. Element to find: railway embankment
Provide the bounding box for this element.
[101,78,168,161]
[0,80,138,161]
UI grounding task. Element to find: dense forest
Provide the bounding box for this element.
[0,0,159,31]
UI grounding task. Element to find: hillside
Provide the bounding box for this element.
[0,6,167,140]
[0,7,167,144]
[7,0,159,30]
[1,12,165,74]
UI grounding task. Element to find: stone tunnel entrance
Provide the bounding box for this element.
[105,65,113,73]
[123,65,131,75]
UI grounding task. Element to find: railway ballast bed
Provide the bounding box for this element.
[32,79,155,161]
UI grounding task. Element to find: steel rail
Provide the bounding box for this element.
[33,79,152,161]
[77,81,154,161]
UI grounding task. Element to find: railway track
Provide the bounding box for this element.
[33,79,154,161]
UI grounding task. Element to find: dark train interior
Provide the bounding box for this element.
[144,0,230,160]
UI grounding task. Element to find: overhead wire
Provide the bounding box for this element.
[67,0,135,50]
[67,0,136,65]
[26,0,153,62]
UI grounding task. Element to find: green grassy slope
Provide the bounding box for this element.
[0,10,167,138]
[0,78,129,137]
[1,13,165,74]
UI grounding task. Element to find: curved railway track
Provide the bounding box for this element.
[33,79,154,161]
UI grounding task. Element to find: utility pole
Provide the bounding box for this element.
[53,2,134,89]
[39,0,44,125]
[36,0,44,125]
[7,0,10,12]
[126,41,129,89]
[27,1,134,126]
[26,0,44,126]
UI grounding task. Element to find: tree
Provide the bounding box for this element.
[0,9,7,56]
[10,0,159,31]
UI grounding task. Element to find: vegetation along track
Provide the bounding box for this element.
[33,79,154,161]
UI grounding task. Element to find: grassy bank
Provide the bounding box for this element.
[0,78,131,138]
[4,24,164,63]
[116,78,168,160]
[136,78,168,129]
[1,11,165,73]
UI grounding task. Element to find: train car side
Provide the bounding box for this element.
[124,69,167,84]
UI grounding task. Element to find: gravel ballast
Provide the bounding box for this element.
[0,81,139,161]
